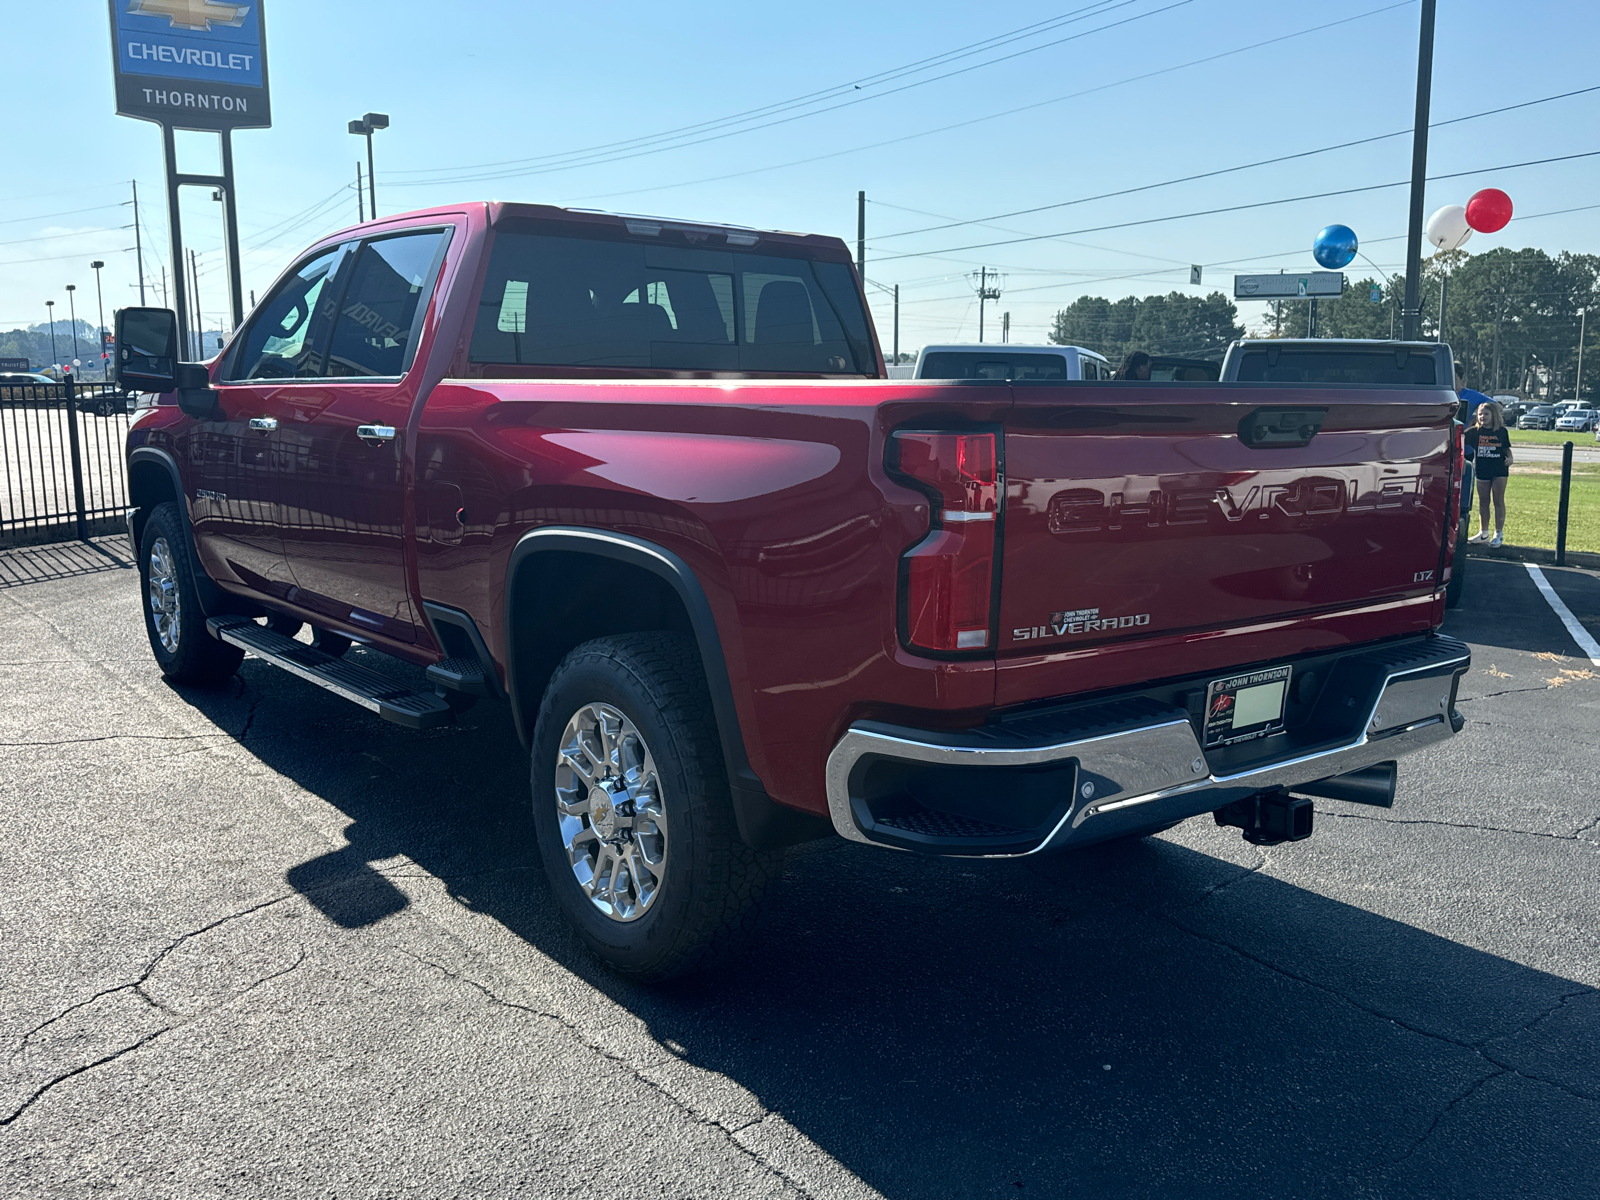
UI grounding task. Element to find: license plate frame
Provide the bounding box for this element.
[1204,665,1293,748]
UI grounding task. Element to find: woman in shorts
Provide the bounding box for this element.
[1465,400,1513,547]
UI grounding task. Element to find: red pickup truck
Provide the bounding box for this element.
[117,202,1470,979]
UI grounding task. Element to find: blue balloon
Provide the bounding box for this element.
[1313,224,1358,270]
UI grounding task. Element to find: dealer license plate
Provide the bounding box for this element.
[1204,665,1292,748]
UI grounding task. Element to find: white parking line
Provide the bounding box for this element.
[1524,563,1600,666]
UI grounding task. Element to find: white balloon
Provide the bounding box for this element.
[1425,204,1474,251]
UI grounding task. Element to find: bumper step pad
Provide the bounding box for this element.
[207,617,454,729]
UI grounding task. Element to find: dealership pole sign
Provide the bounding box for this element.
[108,0,271,130]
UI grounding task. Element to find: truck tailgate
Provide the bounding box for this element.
[998,385,1457,673]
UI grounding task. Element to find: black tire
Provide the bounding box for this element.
[138,502,244,686]
[531,633,780,982]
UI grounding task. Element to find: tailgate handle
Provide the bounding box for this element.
[1239,407,1325,449]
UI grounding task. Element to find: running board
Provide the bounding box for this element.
[207,617,454,729]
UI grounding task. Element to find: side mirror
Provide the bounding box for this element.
[115,307,179,392]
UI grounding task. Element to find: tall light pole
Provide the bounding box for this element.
[348,112,389,219]
[1400,0,1437,341]
[65,285,81,371]
[45,300,58,370]
[1576,308,1587,404]
[90,261,107,379]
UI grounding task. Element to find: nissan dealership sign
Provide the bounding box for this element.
[108,0,271,129]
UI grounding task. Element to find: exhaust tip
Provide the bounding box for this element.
[1293,763,1398,809]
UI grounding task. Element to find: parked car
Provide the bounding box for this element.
[1555,408,1597,432]
[1519,405,1558,430]
[0,371,55,400]
[1217,338,1470,609]
[914,343,1110,380]
[117,203,1471,980]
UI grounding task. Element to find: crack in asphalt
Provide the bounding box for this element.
[1317,808,1600,845]
[399,950,817,1200]
[2,943,308,1128]
[1186,849,1269,907]
[0,733,233,747]
[8,892,296,1058]
[237,690,264,744]
[1456,685,1554,701]
[1393,1066,1509,1164]
[1154,911,1600,1108]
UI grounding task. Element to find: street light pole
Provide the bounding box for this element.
[1401,0,1437,341]
[90,261,107,379]
[65,285,81,372]
[45,300,58,370]
[1576,308,1587,404]
[349,112,388,218]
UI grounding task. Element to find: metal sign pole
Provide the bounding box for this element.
[220,129,245,327]
[161,122,191,363]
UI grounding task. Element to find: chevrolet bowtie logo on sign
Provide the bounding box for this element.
[127,0,250,32]
[108,0,271,130]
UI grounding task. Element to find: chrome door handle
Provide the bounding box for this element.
[356,424,397,446]
[248,416,278,432]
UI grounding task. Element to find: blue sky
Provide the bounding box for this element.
[4,0,1598,351]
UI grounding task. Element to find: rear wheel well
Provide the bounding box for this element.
[508,550,697,737]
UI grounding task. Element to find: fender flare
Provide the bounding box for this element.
[505,526,827,850]
[126,446,227,618]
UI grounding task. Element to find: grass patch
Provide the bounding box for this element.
[1481,469,1600,552]
[1508,429,1598,447]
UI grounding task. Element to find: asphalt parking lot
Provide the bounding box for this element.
[1,543,1596,1199]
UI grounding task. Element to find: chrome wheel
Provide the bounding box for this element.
[554,702,667,922]
[147,536,181,654]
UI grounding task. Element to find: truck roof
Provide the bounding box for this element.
[919,343,1108,361]
[314,201,854,262]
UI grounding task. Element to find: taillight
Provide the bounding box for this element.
[892,430,999,653]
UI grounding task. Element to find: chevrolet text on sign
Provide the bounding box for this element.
[108,0,271,129]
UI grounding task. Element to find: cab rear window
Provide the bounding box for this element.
[469,232,873,374]
[1237,351,1436,385]
[920,352,1070,380]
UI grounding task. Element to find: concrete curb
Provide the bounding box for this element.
[1466,542,1600,571]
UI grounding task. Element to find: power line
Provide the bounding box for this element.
[869,149,1600,264]
[576,0,1416,202]
[0,203,125,229]
[389,0,1188,187]
[869,83,1600,243]
[0,225,134,250]
[386,0,1139,180]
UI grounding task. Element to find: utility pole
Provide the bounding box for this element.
[90,261,107,379]
[1002,311,1011,343]
[160,264,168,309]
[130,181,146,304]
[889,286,902,366]
[972,267,1001,342]
[189,249,203,359]
[857,190,866,281]
[1401,0,1437,340]
[356,161,365,223]
[46,300,58,369]
[1438,272,1448,344]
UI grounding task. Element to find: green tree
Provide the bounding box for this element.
[1048,290,1243,363]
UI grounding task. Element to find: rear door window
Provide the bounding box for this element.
[323,230,449,378]
[470,231,872,373]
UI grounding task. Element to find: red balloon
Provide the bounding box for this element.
[1466,188,1513,233]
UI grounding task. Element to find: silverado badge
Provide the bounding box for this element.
[1011,607,1151,642]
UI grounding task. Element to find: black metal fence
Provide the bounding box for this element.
[0,380,132,547]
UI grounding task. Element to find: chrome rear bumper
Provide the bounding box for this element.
[825,636,1470,857]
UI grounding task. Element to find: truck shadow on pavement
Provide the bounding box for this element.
[174,650,1599,1200]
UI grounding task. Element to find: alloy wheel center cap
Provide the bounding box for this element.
[589,783,626,839]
